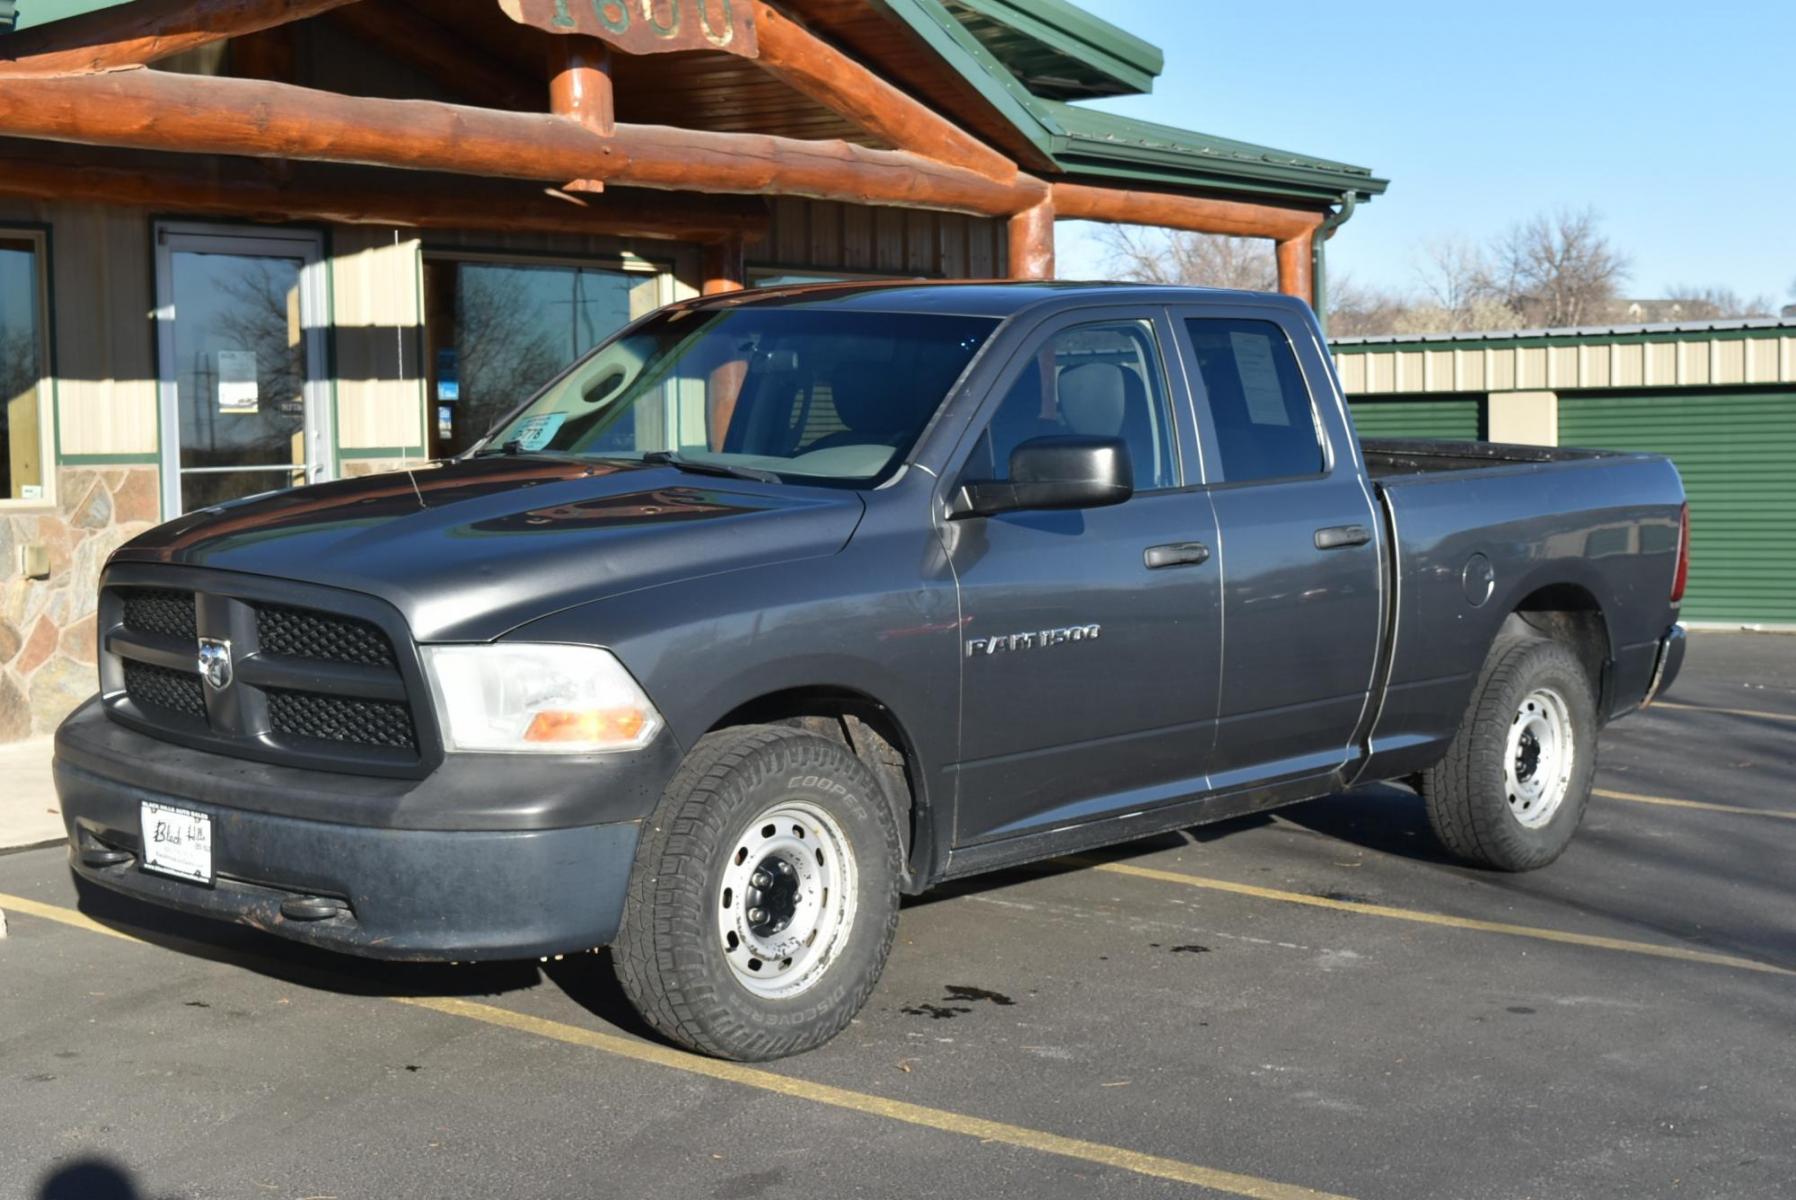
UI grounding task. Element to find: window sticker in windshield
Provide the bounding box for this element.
[509,412,568,451]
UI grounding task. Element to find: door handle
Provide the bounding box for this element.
[1144,541,1211,569]
[1314,524,1372,550]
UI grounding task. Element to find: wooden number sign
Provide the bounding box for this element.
[499,0,758,57]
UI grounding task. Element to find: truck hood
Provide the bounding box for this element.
[113,457,866,641]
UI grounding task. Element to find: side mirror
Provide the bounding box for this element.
[951,435,1134,518]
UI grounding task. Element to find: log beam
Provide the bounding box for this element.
[702,236,748,294]
[1007,199,1055,280]
[0,153,770,242]
[0,69,1048,218]
[0,0,359,76]
[1275,231,1316,305]
[1051,181,1324,242]
[750,0,1016,184]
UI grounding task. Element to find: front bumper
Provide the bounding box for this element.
[55,699,666,961]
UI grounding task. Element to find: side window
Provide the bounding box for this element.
[1183,318,1324,483]
[966,320,1177,491]
[1,231,50,505]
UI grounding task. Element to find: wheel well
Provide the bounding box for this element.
[710,688,926,888]
[1505,584,1612,711]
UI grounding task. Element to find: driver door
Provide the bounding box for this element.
[942,310,1224,847]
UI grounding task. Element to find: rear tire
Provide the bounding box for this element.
[613,725,902,1061]
[1420,635,1598,871]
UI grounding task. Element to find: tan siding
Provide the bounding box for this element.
[1335,354,1367,393]
[1644,341,1676,385]
[1615,343,1644,386]
[1457,347,1485,391]
[1487,347,1516,392]
[1516,345,1547,389]
[1715,337,1746,385]
[331,227,425,453]
[0,200,159,459]
[1548,345,1579,387]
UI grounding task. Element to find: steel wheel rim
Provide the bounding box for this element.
[717,798,858,1000]
[1505,686,1575,829]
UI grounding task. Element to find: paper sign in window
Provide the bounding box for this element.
[217,350,259,414]
[1230,332,1291,427]
[510,411,567,451]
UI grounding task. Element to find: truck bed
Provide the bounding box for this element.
[1361,438,1619,478]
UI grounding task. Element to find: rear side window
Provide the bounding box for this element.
[1183,319,1323,483]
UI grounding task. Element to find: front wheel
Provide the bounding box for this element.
[1420,636,1599,871]
[613,725,902,1060]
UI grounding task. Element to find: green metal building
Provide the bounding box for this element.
[1334,318,1796,628]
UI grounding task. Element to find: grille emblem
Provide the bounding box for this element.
[197,637,234,691]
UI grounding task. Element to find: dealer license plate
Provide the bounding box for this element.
[140,802,213,885]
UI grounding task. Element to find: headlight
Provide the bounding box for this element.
[421,644,663,754]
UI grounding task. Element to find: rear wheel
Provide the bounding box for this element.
[1420,635,1598,871]
[613,725,902,1060]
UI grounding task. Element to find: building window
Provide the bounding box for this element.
[0,230,50,505]
[422,254,664,458]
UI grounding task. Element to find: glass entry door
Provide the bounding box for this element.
[155,224,332,516]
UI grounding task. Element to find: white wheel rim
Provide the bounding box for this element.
[1505,686,1575,829]
[717,799,858,1000]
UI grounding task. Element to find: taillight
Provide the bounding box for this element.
[1670,502,1689,603]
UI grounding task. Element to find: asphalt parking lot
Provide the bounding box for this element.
[2,631,1791,1200]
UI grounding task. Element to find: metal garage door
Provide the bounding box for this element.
[1348,396,1483,441]
[1559,390,1796,625]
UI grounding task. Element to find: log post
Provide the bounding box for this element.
[550,39,613,194]
[702,236,747,295]
[1275,230,1316,306]
[1007,199,1055,280]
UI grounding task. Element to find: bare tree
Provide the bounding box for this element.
[1325,274,1408,338]
[1662,285,1775,321]
[1488,208,1629,328]
[1098,226,1278,292]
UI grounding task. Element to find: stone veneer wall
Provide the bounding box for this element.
[0,465,160,740]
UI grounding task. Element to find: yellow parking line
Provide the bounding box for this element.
[0,893,1352,1200]
[398,995,1352,1200]
[0,892,139,942]
[1595,787,1796,821]
[1067,861,1793,977]
[1654,700,1796,725]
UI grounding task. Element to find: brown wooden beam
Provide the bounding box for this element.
[549,37,613,194]
[0,153,770,241]
[702,237,748,294]
[750,0,1016,184]
[0,0,359,76]
[1051,182,1325,242]
[1275,231,1316,305]
[0,69,1049,218]
[1006,199,1055,279]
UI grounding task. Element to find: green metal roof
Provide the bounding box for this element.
[1032,98,1388,203]
[941,0,1162,99]
[876,0,1385,204]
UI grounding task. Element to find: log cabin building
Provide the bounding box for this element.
[0,0,1386,739]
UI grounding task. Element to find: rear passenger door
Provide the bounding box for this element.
[1169,306,1383,790]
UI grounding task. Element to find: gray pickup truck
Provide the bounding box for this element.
[56,282,1688,1060]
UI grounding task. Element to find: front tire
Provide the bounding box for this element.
[1420,635,1599,871]
[613,725,902,1060]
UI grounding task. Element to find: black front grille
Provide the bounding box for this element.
[124,660,207,719]
[257,604,396,667]
[120,588,198,641]
[267,689,417,751]
[102,572,433,776]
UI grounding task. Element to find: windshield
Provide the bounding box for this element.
[480,307,997,485]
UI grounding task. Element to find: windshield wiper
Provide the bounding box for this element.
[640,450,781,483]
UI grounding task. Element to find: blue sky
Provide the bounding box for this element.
[1056,0,1796,306]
